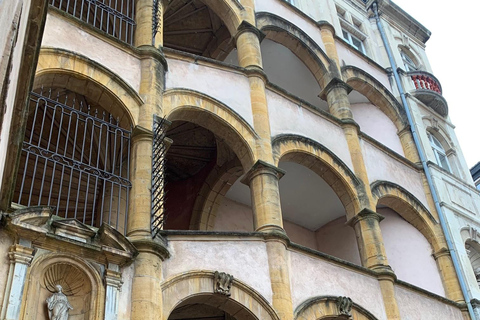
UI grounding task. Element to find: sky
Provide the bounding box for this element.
[392,0,480,168]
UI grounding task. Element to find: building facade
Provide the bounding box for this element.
[0,0,478,319]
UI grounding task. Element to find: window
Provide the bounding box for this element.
[342,29,366,54]
[428,132,451,172]
[401,51,417,71]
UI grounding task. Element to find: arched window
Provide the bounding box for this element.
[400,50,417,71]
[428,132,451,172]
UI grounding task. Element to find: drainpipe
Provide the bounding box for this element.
[370,2,476,319]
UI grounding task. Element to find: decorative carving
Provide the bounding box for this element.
[46,285,73,320]
[214,271,233,296]
[336,296,353,317]
[44,263,84,296]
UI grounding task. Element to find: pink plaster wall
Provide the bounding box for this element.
[315,217,361,265]
[283,220,317,249]
[41,13,141,92]
[336,41,391,91]
[163,239,273,303]
[165,58,253,127]
[290,250,387,320]
[267,89,354,171]
[214,197,254,232]
[395,285,463,319]
[362,140,429,208]
[254,0,326,52]
[379,207,445,296]
[351,102,404,156]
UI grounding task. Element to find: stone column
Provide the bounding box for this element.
[320,79,400,319]
[235,15,294,320]
[3,243,35,320]
[104,266,123,320]
[433,248,464,303]
[318,22,341,73]
[398,126,421,163]
[241,161,285,233]
[129,2,170,320]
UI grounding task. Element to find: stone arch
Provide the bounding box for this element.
[460,226,480,280]
[342,66,407,131]
[371,180,444,252]
[162,270,280,320]
[295,296,379,320]
[190,158,243,230]
[272,134,363,217]
[163,88,257,171]
[36,47,141,127]
[20,252,104,320]
[256,12,333,89]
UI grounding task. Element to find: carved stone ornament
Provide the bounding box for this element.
[336,296,353,317]
[214,271,233,296]
[46,285,73,320]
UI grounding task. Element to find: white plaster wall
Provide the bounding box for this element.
[290,250,387,320]
[0,231,13,307]
[214,197,254,232]
[351,102,404,155]
[379,208,445,296]
[254,0,326,53]
[395,285,463,320]
[163,239,273,303]
[42,13,141,92]
[362,140,428,208]
[315,217,361,265]
[117,264,134,320]
[284,220,317,249]
[336,42,391,91]
[267,89,354,171]
[165,58,254,127]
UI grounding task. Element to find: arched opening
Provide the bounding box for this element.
[13,74,132,234]
[260,39,327,110]
[466,240,480,288]
[377,206,445,296]
[163,0,237,62]
[167,294,257,320]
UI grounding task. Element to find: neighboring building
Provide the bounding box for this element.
[0,0,478,319]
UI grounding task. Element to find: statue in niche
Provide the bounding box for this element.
[46,285,73,320]
[214,271,233,296]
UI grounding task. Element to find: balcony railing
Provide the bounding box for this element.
[50,0,135,45]
[409,71,442,94]
[408,71,448,117]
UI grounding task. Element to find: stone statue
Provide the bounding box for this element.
[46,285,73,320]
[336,296,353,317]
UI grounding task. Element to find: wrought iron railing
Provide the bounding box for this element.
[151,115,168,238]
[409,71,442,94]
[50,0,136,45]
[15,89,131,233]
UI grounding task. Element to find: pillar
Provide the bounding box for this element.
[235,15,294,320]
[434,248,464,302]
[128,2,170,320]
[104,265,123,320]
[2,242,35,320]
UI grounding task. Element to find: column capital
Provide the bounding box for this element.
[8,244,35,265]
[105,269,124,290]
[131,237,170,261]
[347,208,385,226]
[319,77,353,100]
[433,247,450,260]
[316,20,336,35]
[241,160,286,185]
[235,21,266,43]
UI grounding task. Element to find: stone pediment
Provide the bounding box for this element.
[2,206,137,266]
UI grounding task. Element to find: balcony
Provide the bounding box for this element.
[408,71,448,117]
